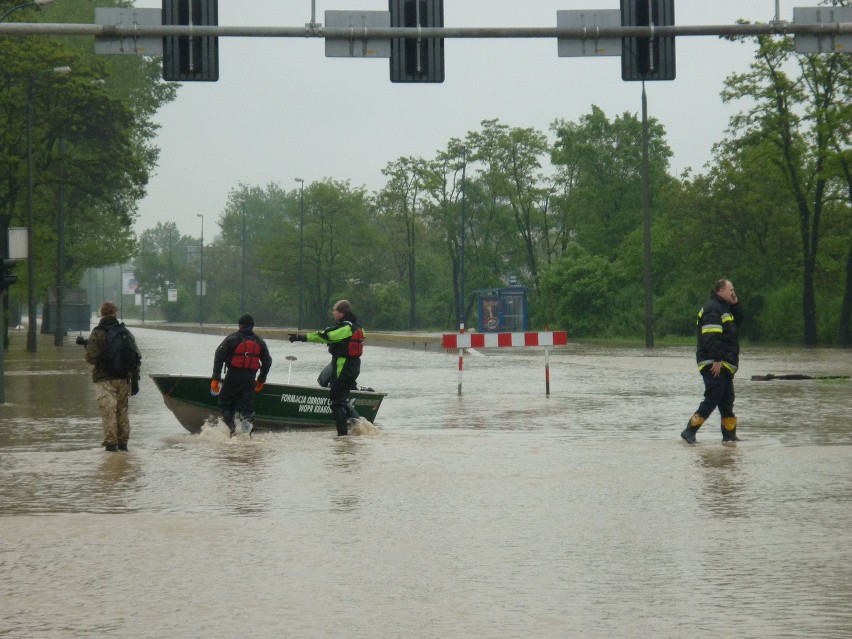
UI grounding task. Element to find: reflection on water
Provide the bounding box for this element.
[695,446,747,519]
[0,329,850,638]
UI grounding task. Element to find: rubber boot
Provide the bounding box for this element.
[336,420,348,436]
[222,409,236,436]
[721,416,740,442]
[681,413,705,444]
[104,444,118,452]
[117,443,128,451]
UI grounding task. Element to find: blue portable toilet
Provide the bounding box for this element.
[475,286,529,332]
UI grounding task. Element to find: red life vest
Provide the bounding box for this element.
[230,338,262,370]
[348,327,364,357]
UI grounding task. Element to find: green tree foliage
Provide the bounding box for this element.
[0,0,176,317]
[376,157,429,329]
[539,244,622,337]
[468,119,554,293]
[550,105,672,259]
[720,31,851,345]
[134,222,196,321]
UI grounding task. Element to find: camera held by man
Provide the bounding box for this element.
[75,335,88,347]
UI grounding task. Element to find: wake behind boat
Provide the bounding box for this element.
[150,374,387,433]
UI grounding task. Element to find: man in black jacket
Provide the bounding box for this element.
[211,314,272,435]
[682,279,744,445]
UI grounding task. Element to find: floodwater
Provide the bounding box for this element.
[1,326,850,638]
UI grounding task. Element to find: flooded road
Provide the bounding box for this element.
[1,327,850,638]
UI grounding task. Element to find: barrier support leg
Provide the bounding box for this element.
[545,347,551,396]
[457,347,464,396]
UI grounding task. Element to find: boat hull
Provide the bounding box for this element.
[150,374,387,433]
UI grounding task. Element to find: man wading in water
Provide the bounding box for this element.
[289,300,364,436]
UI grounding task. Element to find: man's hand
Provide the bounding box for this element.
[255,381,264,393]
[210,379,221,396]
[710,361,722,377]
[288,334,306,343]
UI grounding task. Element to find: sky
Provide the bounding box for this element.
[129,0,798,238]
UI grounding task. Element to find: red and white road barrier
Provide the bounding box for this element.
[442,331,568,349]
[442,330,569,396]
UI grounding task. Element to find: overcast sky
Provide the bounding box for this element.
[130,0,796,238]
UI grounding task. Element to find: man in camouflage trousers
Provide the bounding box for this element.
[84,301,141,452]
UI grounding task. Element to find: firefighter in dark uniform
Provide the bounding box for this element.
[682,279,744,444]
[211,314,272,434]
[289,299,364,436]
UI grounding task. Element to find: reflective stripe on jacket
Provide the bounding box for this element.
[695,294,743,374]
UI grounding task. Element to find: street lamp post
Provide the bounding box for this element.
[197,213,203,325]
[25,65,71,353]
[53,136,65,346]
[25,79,35,352]
[295,178,304,330]
[140,236,146,323]
[240,202,246,315]
[459,148,467,331]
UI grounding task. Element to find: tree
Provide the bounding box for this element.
[376,157,428,329]
[721,30,851,345]
[134,222,196,321]
[468,119,554,293]
[550,105,672,260]
[301,180,371,327]
[0,0,177,337]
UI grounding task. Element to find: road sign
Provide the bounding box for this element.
[557,10,621,57]
[794,6,852,53]
[325,10,391,58]
[94,8,163,55]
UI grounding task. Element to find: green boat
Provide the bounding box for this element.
[150,374,388,433]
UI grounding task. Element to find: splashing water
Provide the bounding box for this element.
[349,417,380,436]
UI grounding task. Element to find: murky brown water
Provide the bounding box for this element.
[1,327,850,638]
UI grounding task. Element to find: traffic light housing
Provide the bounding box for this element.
[162,0,219,81]
[621,0,675,81]
[389,0,445,83]
[1,259,17,292]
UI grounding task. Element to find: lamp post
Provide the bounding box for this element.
[0,0,53,22]
[295,178,304,330]
[140,235,146,323]
[459,147,467,331]
[197,213,203,325]
[53,135,65,346]
[25,65,71,353]
[240,201,246,315]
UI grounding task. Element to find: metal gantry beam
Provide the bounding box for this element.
[1,22,851,39]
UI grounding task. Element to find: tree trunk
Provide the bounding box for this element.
[840,238,852,347]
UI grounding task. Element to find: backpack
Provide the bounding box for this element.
[102,323,139,378]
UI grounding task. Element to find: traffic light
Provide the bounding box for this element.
[1,259,17,292]
[621,0,675,81]
[389,0,445,83]
[162,0,219,82]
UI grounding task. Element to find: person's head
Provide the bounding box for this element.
[238,313,254,329]
[332,299,352,320]
[714,279,737,304]
[99,301,118,318]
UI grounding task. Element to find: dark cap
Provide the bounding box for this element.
[238,314,254,327]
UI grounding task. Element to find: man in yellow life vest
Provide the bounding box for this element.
[289,299,364,436]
